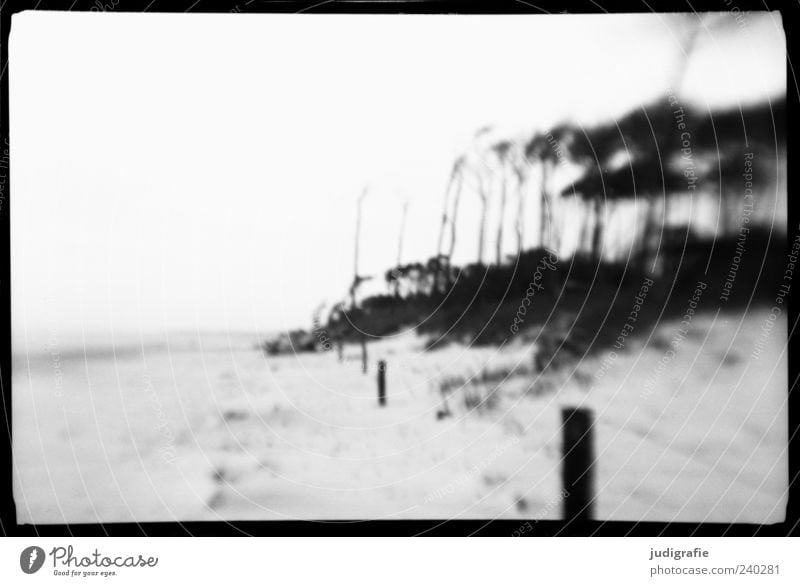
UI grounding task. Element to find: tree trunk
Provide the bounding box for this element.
[437,169,455,258]
[476,169,488,266]
[396,201,409,267]
[579,198,592,255]
[448,172,463,261]
[515,168,526,253]
[548,161,562,254]
[496,171,507,265]
[478,197,487,265]
[539,161,551,249]
[591,195,604,261]
[352,187,368,306]
[638,198,659,272]
[354,188,366,278]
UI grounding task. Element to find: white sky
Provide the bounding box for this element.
[10,11,785,341]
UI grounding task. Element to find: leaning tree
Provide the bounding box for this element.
[491,140,514,265]
[524,131,566,252]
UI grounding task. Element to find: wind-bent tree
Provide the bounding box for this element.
[396,200,409,267]
[390,200,410,296]
[525,132,561,251]
[447,162,465,261]
[438,156,465,259]
[560,161,612,260]
[558,114,682,267]
[689,98,785,235]
[492,140,513,265]
[350,186,370,307]
[349,186,371,373]
[468,126,495,266]
[510,143,529,253]
[473,161,491,266]
[430,154,467,293]
[659,15,701,248]
[546,116,617,261]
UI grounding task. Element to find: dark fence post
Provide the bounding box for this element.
[561,407,595,521]
[361,335,368,374]
[377,360,386,406]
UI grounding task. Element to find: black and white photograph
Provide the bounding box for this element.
[5,7,791,531]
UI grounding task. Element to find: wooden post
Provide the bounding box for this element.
[561,407,595,521]
[361,334,368,374]
[377,360,386,406]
